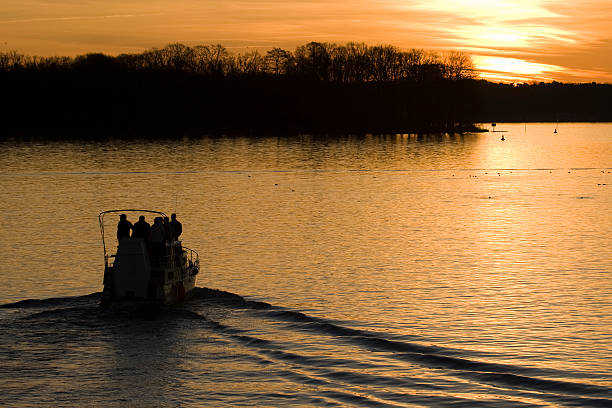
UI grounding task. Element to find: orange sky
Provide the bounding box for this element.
[2,0,611,83]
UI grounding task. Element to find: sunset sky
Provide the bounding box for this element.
[2,0,611,83]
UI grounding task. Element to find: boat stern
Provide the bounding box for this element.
[111,238,152,300]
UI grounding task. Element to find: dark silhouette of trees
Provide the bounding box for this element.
[1,42,609,137]
[443,51,476,81]
[293,42,333,81]
[265,48,293,76]
[471,80,612,122]
[0,42,478,82]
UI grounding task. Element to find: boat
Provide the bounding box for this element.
[99,209,200,308]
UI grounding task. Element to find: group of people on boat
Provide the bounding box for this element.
[117,213,184,267]
[117,213,182,244]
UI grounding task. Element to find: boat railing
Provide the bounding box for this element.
[105,254,116,268]
[147,243,199,270]
[104,241,198,270]
[183,246,200,269]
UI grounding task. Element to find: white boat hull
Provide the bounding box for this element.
[101,239,199,307]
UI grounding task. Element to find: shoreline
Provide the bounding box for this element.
[3,124,490,140]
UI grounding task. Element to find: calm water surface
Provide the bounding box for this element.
[0,123,611,407]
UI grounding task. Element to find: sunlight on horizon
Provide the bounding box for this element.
[473,55,565,82]
[404,0,607,83]
[0,0,611,83]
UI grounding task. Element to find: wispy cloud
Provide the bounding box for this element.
[0,0,610,82]
[0,14,162,25]
[389,0,612,82]
[473,55,565,82]
[409,0,562,21]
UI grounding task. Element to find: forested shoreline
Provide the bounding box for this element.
[1,42,610,137]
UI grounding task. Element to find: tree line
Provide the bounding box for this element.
[1,42,610,137]
[0,42,476,83]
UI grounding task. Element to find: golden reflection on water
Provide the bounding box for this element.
[0,124,611,380]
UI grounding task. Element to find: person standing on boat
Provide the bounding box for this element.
[163,217,172,242]
[149,217,166,264]
[150,217,165,244]
[116,214,132,241]
[170,213,182,240]
[132,215,151,240]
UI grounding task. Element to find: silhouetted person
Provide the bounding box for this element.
[132,215,151,240]
[163,216,172,242]
[150,217,165,244]
[149,217,166,264]
[116,214,132,241]
[170,213,182,240]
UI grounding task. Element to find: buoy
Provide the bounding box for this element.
[501,135,505,141]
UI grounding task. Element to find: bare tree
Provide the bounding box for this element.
[160,43,196,71]
[368,45,401,82]
[0,51,24,71]
[233,51,266,76]
[443,51,476,80]
[265,48,293,75]
[294,42,334,81]
[193,44,230,75]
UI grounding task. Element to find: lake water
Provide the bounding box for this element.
[0,123,611,407]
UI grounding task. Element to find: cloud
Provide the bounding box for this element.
[0,14,162,25]
[0,0,610,82]
[473,55,565,82]
[392,0,612,82]
[409,0,563,21]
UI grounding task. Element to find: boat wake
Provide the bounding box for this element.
[1,289,611,407]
